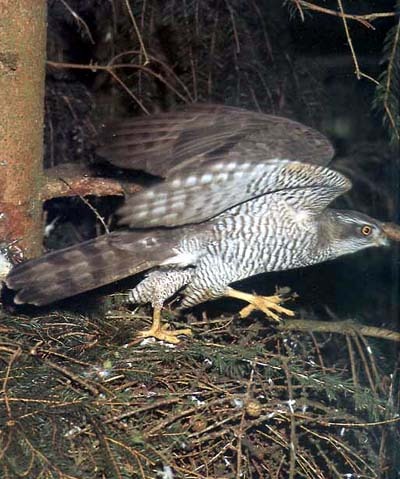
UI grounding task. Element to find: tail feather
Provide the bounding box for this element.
[6,230,184,306]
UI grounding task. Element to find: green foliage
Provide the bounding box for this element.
[373,3,400,146]
[0,306,398,478]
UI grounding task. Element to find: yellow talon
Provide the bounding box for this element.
[225,287,295,322]
[137,308,192,344]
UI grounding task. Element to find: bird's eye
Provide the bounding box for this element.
[361,225,372,236]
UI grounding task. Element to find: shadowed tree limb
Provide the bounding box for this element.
[278,319,400,342]
[41,163,142,201]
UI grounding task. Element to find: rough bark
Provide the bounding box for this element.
[0,1,47,259]
[41,164,142,201]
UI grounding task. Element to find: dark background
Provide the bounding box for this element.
[1,2,399,478]
[44,0,399,334]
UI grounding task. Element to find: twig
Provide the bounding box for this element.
[1,347,21,423]
[58,0,95,44]
[346,335,359,388]
[58,178,110,234]
[108,50,193,102]
[37,357,101,396]
[123,0,149,65]
[277,319,400,342]
[323,416,400,428]
[380,18,400,142]
[208,11,219,96]
[224,0,240,53]
[292,0,395,27]
[235,365,255,478]
[89,417,124,479]
[309,332,326,372]
[47,60,190,105]
[358,335,382,392]
[337,0,360,79]
[282,359,297,479]
[292,0,305,22]
[107,69,149,114]
[352,334,376,394]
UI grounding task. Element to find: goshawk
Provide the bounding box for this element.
[6,105,391,343]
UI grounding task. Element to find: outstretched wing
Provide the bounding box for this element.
[97,104,334,177]
[118,157,351,228]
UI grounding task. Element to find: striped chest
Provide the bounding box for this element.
[198,193,325,279]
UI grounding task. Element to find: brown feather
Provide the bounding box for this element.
[6,229,187,306]
[97,104,334,177]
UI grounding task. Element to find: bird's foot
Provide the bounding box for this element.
[239,295,295,321]
[225,287,295,322]
[136,307,192,344]
[137,323,192,344]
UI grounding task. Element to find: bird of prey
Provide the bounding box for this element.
[6,104,391,343]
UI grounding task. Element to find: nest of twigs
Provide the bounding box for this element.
[0,299,399,478]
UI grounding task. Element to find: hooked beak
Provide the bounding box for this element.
[380,222,400,247]
[376,233,390,247]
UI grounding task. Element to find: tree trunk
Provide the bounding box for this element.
[0,1,47,259]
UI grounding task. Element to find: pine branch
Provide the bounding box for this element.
[373,4,400,145]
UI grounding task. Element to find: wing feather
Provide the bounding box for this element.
[117,157,351,228]
[97,104,334,177]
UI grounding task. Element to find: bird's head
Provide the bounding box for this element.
[320,209,390,259]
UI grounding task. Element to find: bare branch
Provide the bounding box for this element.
[278,319,400,342]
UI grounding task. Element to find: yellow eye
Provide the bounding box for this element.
[361,225,372,236]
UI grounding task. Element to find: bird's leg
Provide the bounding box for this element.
[225,287,295,322]
[137,307,192,344]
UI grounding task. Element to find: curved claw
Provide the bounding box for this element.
[137,307,192,344]
[138,324,192,344]
[239,297,295,321]
[225,287,295,322]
